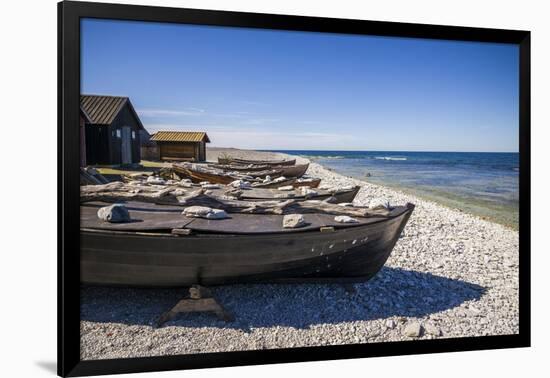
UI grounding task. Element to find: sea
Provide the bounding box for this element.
[268,150,520,228]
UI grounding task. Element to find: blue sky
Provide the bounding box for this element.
[81,19,519,152]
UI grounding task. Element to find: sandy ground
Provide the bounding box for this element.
[80,148,519,360]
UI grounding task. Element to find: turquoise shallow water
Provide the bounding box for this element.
[268,150,520,228]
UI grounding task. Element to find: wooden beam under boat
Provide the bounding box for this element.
[80,202,414,286]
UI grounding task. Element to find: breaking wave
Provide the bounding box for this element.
[374,156,407,161]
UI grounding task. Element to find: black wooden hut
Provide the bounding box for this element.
[80,95,145,165]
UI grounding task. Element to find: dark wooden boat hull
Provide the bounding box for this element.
[218,157,296,166]
[80,203,414,287]
[279,163,309,178]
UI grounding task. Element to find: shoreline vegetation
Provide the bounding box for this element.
[82,147,518,359]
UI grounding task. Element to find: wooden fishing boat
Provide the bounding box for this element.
[173,164,283,184]
[80,201,414,286]
[218,157,296,166]
[278,163,309,178]
[252,177,297,188]
[293,178,321,188]
[208,163,271,172]
[210,163,309,178]
[216,186,360,204]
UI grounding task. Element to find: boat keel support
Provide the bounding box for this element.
[156,285,234,327]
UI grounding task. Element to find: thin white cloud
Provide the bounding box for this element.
[137,108,205,117]
[145,123,356,149]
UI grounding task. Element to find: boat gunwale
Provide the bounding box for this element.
[80,203,414,237]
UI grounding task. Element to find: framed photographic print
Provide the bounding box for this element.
[58,1,530,376]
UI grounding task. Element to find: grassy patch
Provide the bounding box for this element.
[95,160,168,176]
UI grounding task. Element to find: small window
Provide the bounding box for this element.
[116,129,121,138]
[132,131,136,139]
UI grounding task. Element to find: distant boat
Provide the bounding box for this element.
[252,177,297,188]
[173,164,283,184]
[211,163,310,178]
[218,157,296,166]
[80,201,415,286]
[293,177,321,188]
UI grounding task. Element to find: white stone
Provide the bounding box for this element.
[278,185,294,191]
[369,197,391,210]
[283,214,306,228]
[182,206,228,220]
[182,206,213,218]
[403,322,423,338]
[201,183,220,189]
[299,187,318,197]
[146,176,166,185]
[230,180,251,189]
[205,209,229,219]
[177,179,192,187]
[334,215,359,223]
[97,204,131,223]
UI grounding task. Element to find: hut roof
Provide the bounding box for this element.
[150,131,211,143]
[80,106,92,123]
[80,94,144,130]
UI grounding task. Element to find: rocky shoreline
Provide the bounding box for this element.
[80,148,519,360]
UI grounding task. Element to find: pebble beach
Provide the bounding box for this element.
[80,148,519,360]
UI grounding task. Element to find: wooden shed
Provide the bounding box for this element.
[80,95,145,165]
[150,131,211,162]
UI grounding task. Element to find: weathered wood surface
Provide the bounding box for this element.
[293,178,321,188]
[174,163,284,183]
[80,184,388,217]
[218,157,296,166]
[209,163,309,178]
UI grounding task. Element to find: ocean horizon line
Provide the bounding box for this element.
[261,149,519,154]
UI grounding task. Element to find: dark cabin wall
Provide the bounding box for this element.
[80,114,87,166]
[85,124,110,164]
[110,104,143,164]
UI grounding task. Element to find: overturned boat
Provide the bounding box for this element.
[80,192,414,286]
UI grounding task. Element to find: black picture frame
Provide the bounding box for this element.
[58,1,531,376]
